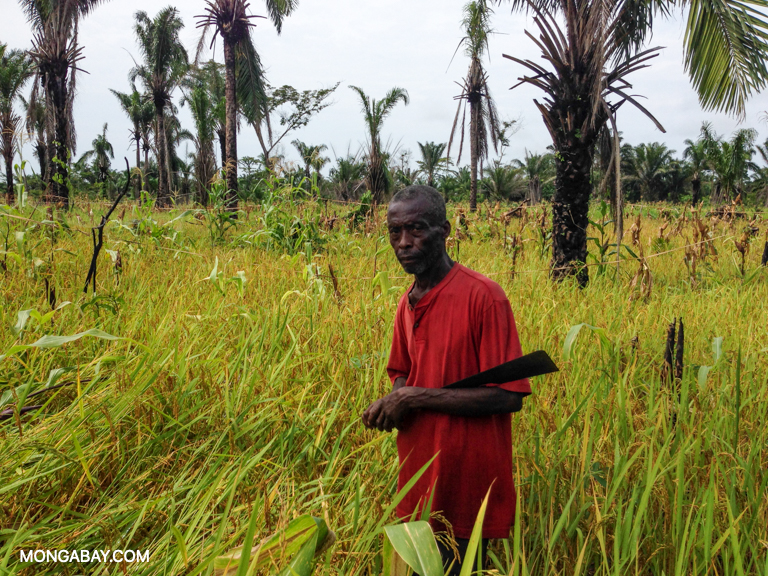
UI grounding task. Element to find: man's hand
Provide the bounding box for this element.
[362,388,415,432]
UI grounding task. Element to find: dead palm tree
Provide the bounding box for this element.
[504,0,666,286]
[349,85,410,204]
[21,0,110,207]
[503,0,768,285]
[447,0,501,212]
[111,84,154,195]
[130,7,188,208]
[196,0,297,211]
[0,44,33,203]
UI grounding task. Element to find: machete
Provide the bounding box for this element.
[444,350,558,389]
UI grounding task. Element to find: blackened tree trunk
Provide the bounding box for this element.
[223,36,238,212]
[135,134,142,197]
[551,142,593,287]
[218,129,226,170]
[4,147,13,204]
[155,106,170,207]
[469,98,479,212]
[46,75,70,207]
[691,175,701,205]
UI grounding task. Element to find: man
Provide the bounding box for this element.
[362,185,531,575]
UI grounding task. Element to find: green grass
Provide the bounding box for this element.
[1,196,767,575]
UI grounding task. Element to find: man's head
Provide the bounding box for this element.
[387,185,451,276]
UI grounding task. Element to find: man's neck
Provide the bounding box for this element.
[409,254,455,306]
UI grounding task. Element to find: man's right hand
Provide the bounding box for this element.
[362,388,415,432]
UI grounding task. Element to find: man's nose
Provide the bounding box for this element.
[397,230,414,249]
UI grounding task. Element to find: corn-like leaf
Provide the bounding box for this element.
[383,521,443,576]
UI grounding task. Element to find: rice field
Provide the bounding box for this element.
[1,193,767,575]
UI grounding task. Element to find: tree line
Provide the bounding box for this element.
[2,0,767,286]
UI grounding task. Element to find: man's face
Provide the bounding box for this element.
[387,198,449,275]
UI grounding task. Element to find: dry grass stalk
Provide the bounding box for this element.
[629,249,653,302]
[630,214,642,247]
[328,264,342,305]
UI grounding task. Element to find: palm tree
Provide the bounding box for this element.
[624,142,675,201]
[180,68,217,205]
[22,95,48,183]
[111,85,154,195]
[349,86,409,204]
[196,0,297,211]
[130,7,188,208]
[513,151,553,205]
[482,161,525,201]
[0,44,33,203]
[79,123,114,182]
[416,141,448,188]
[755,139,768,207]
[447,0,501,212]
[700,123,757,204]
[683,137,708,204]
[21,0,110,206]
[329,154,366,201]
[503,0,768,285]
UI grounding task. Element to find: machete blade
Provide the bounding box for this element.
[444,350,559,389]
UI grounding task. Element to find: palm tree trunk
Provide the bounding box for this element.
[155,107,169,207]
[223,35,238,212]
[4,148,14,204]
[469,100,479,212]
[691,175,701,205]
[134,134,141,198]
[551,143,592,287]
[47,76,70,208]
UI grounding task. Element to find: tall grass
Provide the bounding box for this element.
[1,198,767,575]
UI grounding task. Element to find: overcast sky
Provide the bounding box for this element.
[2,0,767,175]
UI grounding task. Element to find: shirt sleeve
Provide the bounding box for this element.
[387,299,411,384]
[478,300,532,395]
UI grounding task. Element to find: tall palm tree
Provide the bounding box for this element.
[111,84,154,195]
[0,44,33,203]
[683,137,708,204]
[503,0,768,285]
[196,0,297,211]
[513,150,553,205]
[447,0,501,212]
[416,141,448,188]
[130,7,188,208]
[180,69,217,205]
[349,85,409,204]
[21,95,48,183]
[79,122,114,182]
[21,0,110,206]
[624,142,675,201]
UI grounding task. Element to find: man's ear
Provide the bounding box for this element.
[441,219,451,239]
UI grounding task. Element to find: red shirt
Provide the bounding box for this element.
[386,263,531,539]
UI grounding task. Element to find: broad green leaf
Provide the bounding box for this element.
[12,309,34,336]
[563,323,610,361]
[459,487,492,576]
[384,521,443,576]
[0,329,123,362]
[213,515,331,576]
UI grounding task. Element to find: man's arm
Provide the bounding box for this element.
[362,385,524,432]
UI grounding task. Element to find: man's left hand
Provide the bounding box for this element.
[362,388,416,432]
